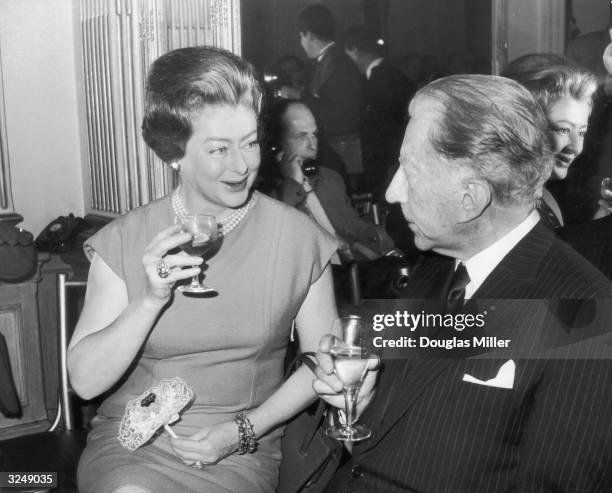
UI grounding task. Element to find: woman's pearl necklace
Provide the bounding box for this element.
[172,186,256,237]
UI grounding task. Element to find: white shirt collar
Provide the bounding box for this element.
[316,42,336,62]
[365,57,384,79]
[458,210,540,299]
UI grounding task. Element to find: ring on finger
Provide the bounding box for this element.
[193,461,203,469]
[156,259,170,279]
[167,266,183,284]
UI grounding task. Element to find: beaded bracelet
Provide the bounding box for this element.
[235,411,257,454]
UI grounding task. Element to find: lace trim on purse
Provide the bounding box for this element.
[118,377,194,451]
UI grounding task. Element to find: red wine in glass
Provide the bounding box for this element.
[177,214,218,294]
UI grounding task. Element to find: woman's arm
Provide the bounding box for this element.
[170,264,339,465]
[248,264,339,433]
[67,254,163,399]
[67,225,201,399]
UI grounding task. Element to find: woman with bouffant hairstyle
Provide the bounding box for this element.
[503,53,597,227]
[69,46,338,493]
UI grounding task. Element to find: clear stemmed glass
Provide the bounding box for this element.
[176,213,218,294]
[325,315,372,442]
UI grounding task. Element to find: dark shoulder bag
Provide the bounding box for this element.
[277,352,343,493]
[0,222,37,283]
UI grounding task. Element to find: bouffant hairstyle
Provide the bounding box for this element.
[142,46,263,163]
[502,53,597,111]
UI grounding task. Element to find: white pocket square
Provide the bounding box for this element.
[462,359,515,389]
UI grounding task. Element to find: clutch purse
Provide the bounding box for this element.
[118,377,193,451]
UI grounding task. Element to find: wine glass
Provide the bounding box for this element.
[176,214,218,294]
[325,315,372,442]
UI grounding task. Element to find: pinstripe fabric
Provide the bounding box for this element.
[326,222,612,492]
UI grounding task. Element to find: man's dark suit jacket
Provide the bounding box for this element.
[278,167,381,248]
[361,59,412,198]
[326,221,612,492]
[302,44,363,138]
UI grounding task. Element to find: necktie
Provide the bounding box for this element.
[446,263,470,314]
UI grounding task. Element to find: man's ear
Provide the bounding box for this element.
[275,150,285,163]
[459,180,491,222]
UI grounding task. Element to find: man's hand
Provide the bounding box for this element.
[312,334,380,415]
[277,151,307,185]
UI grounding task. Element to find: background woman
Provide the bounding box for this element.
[503,53,597,228]
[67,46,338,493]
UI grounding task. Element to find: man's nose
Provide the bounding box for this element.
[385,170,404,204]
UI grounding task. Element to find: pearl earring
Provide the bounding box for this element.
[170,161,180,171]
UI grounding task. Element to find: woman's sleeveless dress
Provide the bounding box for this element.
[77,192,337,493]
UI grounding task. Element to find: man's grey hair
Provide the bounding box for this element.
[415,74,554,206]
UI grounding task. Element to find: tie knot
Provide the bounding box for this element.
[449,263,470,293]
[446,263,470,313]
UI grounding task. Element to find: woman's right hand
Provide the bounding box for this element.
[142,224,204,302]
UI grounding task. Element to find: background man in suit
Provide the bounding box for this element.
[259,99,406,304]
[344,26,412,201]
[293,4,364,191]
[263,99,395,259]
[314,75,612,492]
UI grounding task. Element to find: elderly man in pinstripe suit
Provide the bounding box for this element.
[314,75,612,492]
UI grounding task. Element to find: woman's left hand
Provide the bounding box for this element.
[169,421,239,466]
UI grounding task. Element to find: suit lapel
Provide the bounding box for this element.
[309,45,335,96]
[472,221,554,298]
[359,221,556,453]
[400,253,455,299]
[359,358,456,454]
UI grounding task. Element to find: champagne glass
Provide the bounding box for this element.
[325,315,372,442]
[177,214,218,294]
